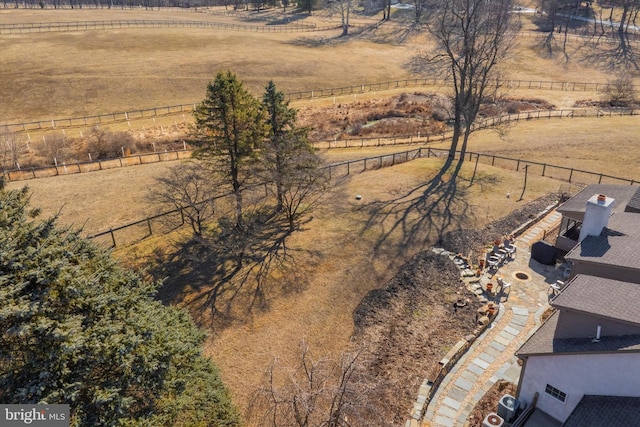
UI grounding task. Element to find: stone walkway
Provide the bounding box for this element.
[413,209,564,427]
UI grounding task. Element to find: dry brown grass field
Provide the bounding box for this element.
[1,7,635,124]
[433,116,640,182]
[2,6,640,424]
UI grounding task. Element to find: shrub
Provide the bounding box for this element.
[604,74,637,107]
[85,127,137,159]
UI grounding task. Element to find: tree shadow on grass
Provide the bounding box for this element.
[353,22,420,46]
[580,33,640,72]
[287,23,390,47]
[359,158,474,258]
[152,208,306,333]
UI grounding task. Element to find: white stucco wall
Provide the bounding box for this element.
[518,353,640,423]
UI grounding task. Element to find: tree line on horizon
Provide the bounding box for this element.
[5,0,315,13]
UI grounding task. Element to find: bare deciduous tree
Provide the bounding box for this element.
[39,132,71,164]
[1,127,29,171]
[412,0,429,23]
[86,127,136,159]
[416,0,519,166]
[328,0,357,36]
[248,341,383,427]
[604,73,638,106]
[149,162,218,236]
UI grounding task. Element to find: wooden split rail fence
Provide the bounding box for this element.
[4,80,637,134]
[0,19,331,34]
[86,146,637,248]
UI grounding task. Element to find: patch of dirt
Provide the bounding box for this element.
[468,380,517,426]
[347,193,558,426]
[349,251,480,426]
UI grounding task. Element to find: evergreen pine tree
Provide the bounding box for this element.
[0,182,240,427]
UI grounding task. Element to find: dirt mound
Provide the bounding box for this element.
[350,250,479,426]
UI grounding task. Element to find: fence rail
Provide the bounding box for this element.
[4,78,635,134]
[3,107,638,182]
[0,19,334,34]
[4,149,192,181]
[85,146,637,247]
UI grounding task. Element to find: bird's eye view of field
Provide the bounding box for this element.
[1,1,639,426]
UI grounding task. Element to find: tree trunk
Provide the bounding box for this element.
[619,2,630,36]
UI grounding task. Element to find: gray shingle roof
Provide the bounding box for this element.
[563,396,640,427]
[552,275,640,325]
[625,187,640,213]
[557,185,640,221]
[516,311,640,356]
[565,212,640,270]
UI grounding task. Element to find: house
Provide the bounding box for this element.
[555,184,640,252]
[564,210,640,284]
[511,186,640,426]
[555,185,640,283]
[515,275,640,425]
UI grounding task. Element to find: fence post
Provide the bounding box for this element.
[569,168,574,183]
[492,155,496,166]
[598,173,603,184]
[347,161,350,175]
[147,218,152,236]
[109,228,116,248]
[542,163,546,177]
[516,159,520,171]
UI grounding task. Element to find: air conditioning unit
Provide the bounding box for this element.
[482,412,504,427]
[497,394,520,422]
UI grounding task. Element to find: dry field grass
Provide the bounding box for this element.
[2,6,640,424]
[430,116,640,182]
[1,7,635,125]
[0,8,415,123]
[6,159,182,233]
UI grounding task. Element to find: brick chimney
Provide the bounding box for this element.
[579,194,614,242]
